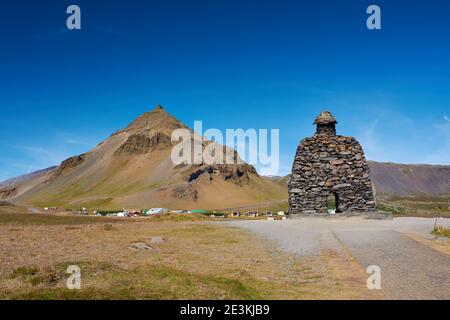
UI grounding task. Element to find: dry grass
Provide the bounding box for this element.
[407,233,450,257]
[0,211,380,300]
[0,212,119,226]
[406,225,450,257]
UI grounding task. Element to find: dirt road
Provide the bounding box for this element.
[228,217,450,299]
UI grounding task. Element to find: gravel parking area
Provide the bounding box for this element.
[228,217,450,299]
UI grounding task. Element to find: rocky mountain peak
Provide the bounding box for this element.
[125,105,187,134]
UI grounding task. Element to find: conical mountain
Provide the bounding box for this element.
[123,105,188,134]
[6,106,286,210]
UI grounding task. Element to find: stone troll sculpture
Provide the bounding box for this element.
[289,111,376,215]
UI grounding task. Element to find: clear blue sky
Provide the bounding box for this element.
[1,0,449,181]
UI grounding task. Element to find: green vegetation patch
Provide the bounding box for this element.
[376,203,407,215]
[432,226,450,238]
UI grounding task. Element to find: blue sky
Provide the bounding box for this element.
[1,0,449,181]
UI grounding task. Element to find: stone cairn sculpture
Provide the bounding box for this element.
[288,111,376,215]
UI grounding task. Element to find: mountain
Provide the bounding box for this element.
[368,161,450,196]
[267,162,450,197]
[264,175,289,188]
[0,166,57,200]
[0,166,57,188]
[0,106,286,210]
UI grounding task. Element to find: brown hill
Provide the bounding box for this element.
[0,166,57,200]
[1,106,286,210]
[368,161,450,196]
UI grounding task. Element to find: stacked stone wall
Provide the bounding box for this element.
[289,134,376,214]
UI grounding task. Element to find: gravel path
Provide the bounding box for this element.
[227,217,450,299]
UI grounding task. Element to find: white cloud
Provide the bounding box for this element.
[65,138,95,147]
[422,115,450,164]
[1,131,98,180]
[57,131,98,147]
[0,158,42,182]
[14,145,71,169]
[357,119,389,161]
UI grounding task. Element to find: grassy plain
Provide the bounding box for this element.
[0,207,380,300]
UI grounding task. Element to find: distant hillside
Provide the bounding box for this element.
[0,166,57,187]
[265,175,289,188]
[268,161,450,197]
[368,161,450,196]
[0,167,57,200]
[0,106,286,210]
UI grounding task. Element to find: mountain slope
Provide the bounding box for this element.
[0,166,57,188]
[3,106,286,209]
[368,161,450,196]
[0,166,57,200]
